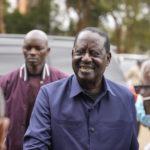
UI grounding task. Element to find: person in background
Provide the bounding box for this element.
[0,29,68,150]
[24,27,139,150]
[0,88,9,150]
[135,60,150,150]
[125,60,142,87]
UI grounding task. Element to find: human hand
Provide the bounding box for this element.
[0,118,9,150]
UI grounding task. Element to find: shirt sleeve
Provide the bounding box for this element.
[135,94,150,127]
[23,87,52,150]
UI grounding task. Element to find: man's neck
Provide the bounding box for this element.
[79,79,103,94]
[27,65,44,75]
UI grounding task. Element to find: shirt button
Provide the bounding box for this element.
[90,127,95,132]
[21,124,24,129]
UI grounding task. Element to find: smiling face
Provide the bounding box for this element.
[72,30,111,90]
[23,30,50,74]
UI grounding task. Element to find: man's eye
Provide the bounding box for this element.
[75,50,84,55]
[35,46,43,50]
[24,46,31,50]
[24,46,43,51]
[91,51,100,57]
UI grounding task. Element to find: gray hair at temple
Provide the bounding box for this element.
[140,60,150,82]
[73,27,110,53]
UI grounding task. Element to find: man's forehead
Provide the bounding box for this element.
[25,36,44,42]
[77,30,105,43]
[25,31,48,42]
[76,30,106,47]
[24,34,48,46]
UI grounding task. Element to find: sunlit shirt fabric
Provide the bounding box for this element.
[24,75,139,150]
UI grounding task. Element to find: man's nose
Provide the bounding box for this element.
[29,47,37,55]
[82,52,92,62]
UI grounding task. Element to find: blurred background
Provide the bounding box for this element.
[0,0,150,54]
[0,0,150,149]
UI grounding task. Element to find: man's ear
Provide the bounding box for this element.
[46,48,50,56]
[106,52,111,66]
[72,49,74,57]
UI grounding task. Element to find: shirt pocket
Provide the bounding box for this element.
[95,121,133,149]
[51,116,87,139]
[98,120,132,129]
[52,115,85,128]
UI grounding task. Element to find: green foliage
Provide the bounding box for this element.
[26,0,50,33]
[4,0,51,34]
[99,0,150,53]
[4,10,32,33]
[3,0,150,53]
[66,0,107,34]
[134,18,150,52]
[3,0,9,13]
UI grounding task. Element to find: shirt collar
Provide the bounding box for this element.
[103,76,116,96]
[70,75,116,98]
[69,75,84,98]
[19,63,50,81]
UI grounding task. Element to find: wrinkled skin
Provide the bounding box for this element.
[72,30,111,93]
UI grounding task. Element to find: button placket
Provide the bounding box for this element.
[88,108,95,133]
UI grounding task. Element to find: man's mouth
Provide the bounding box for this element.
[80,65,94,72]
[80,66,92,70]
[27,58,38,62]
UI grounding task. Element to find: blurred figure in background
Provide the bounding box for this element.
[0,29,68,150]
[135,60,150,150]
[125,59,142,87]
[0,88,9,150]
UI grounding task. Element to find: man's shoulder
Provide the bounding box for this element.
[0,68,20,91]
[106,79,135,111]
[106,78,133,96]
[0,68,20,81]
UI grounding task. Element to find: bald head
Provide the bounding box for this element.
[23,29,50,74]
[24,29,48,46]
[140,60,150,84]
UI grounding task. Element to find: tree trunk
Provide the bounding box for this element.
[116,26,122,53]
[0,0,5,33]
[123,24,135,53]
[76,0,90,33]
[112,14,122,53]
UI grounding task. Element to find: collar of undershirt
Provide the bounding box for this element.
[85,91,101,101]
[27,67,43,77]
